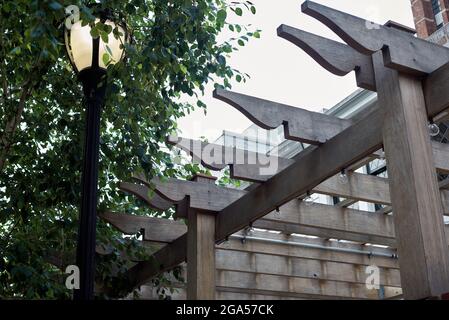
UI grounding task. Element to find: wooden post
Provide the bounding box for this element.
[187,174,217,300]
[374,52,449,299]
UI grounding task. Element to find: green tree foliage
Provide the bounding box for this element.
[0,0,259,299]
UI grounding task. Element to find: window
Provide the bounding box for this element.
[432,0,444,29]
[432,0,442,15]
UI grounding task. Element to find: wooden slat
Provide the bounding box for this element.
[216,269,401,300]
[213,88,353,144]
[301,1,449,75]
[219,237,398,270]
[215,248,401,287]
[314,172,390,205]
[262,201,395,244]
[215,288,314,300]
[374,51,449,299]
[277,24,376,91]
[252,220,394,246]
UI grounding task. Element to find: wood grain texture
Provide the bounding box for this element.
[425,62,449,120]
[215,248,401,287]
[374,51,449,299]
[98,211,186,243]
[119,182,173,211]
[126,234,187,289]
[277,24,376,91]
[216,269,400,300]
[187,210,216,299]
[168,135,293,182]
[213,88,352,144]
[134,175,245,213]
[301,1,449,75]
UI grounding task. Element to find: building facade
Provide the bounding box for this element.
[412,0,449,45]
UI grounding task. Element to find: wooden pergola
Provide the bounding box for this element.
[101,1,449,300]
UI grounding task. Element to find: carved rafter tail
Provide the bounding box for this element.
[277,24,376,91]
[213,88,281,130]
[277,24,353,76]
[119,182,173,211]
[301,1,449,75]
[168,136,227,171]
[301,0,377,54]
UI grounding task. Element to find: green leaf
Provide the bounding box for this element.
[238,39,245,46]
[179,64,188,74]
[253,31,261,38]
[90,27,100,39]
[234,8,243,16]
[251,6,256,14]
[102,53,111,66]
[217,9,227,23]
[100,31,109,43]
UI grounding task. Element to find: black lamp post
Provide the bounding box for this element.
[65,13,127,300]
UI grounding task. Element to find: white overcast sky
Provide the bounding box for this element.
[177,0,414,142]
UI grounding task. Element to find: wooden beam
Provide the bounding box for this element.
[98,211,186,243]
[119,182,173,211]
[252,220,394,246]
[127,169,449,218]
[134,174,244,215]
[125,234,187,289]
[335,198,358,208]
[313,172,390,205]
[374,51,449,299]
[277,24,376,91]
[425,62,449,120]
[262,201,395,243]
[168,136,293,182]
[169,127,449,183]
[301,1,449,75]
[186,175,217,299]
[213,88,352,144]
[432,140,449,174]
[216,105,384,241]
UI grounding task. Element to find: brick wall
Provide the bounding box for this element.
[411,0,449,38]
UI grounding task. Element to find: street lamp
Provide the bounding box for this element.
[65,12,127,300]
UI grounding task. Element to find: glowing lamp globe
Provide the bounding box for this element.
[64,19,127,75]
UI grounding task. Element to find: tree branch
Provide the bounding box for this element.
[0,79,33,172]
